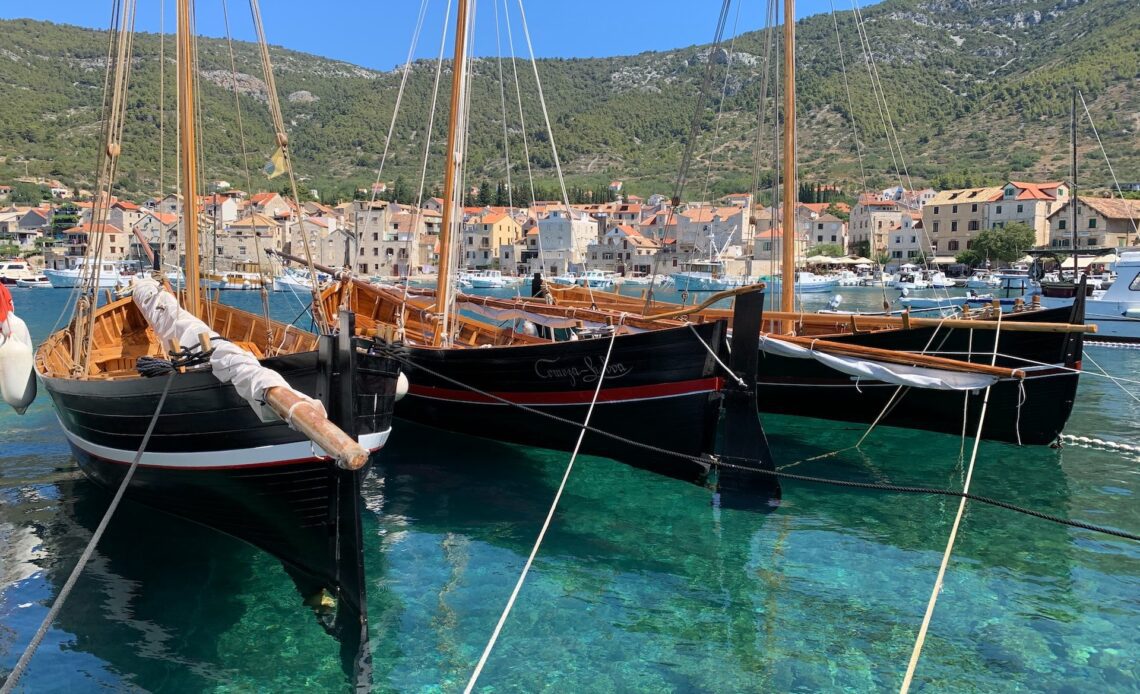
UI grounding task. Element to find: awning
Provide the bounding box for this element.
[1060,253,1116,269]
[931,255,959,265]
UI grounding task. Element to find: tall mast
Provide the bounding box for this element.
[433,0,472,347]
[780,0,797,324]
[1070,86,1078,280]
[177,0,201,315]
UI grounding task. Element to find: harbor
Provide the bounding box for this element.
[1,0,1139,688]
[1,287,1138,690]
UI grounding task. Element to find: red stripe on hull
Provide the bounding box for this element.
[407,376,724,405]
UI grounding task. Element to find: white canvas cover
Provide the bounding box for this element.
[132,277,313,421]
[757,334,998,391]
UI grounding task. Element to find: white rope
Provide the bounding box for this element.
[829,0,866,191]
[514,0,591,303]
[1078,90,1140,235]
[464,316,625,692]
[1,373,174,694]
[900,312,1002,692]
[689,324,746,387]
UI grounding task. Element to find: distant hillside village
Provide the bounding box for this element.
[2,176,1139,277]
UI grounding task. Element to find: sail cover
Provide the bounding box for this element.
[757,334,999,391]
[132,277,311,420]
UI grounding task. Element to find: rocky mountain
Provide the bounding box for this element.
[0,0,1136,201]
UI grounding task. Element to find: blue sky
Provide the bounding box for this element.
[5,0,848,71]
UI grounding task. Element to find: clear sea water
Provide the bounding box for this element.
[1,284,1137,692]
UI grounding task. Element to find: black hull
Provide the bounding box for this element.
[393,321,728,485]
[757,305,1084,444]
[40,340,399,637]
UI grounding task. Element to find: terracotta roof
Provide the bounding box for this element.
[1006,181,1062,201]
[1072,196,1140,221]
[112,200,141,211]
[65,223,123,235]
[249,192,279,205]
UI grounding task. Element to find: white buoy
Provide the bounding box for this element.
[0,313,36,414]
[395,371,409,401]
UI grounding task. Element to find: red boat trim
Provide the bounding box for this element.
[408,376,723,405]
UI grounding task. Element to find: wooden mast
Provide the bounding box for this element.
[1070,86,1078,280]
[177,0,201,315]
[433,0,472,347]
[780,0,797,328]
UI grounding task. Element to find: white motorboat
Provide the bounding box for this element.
[576,269,617,288]
[888,265,929,290]
[468,269,511,289]
[1038,250,1140,342]
[833,270,862,287]
[963,268,1001,289]
[672,260,752,291]
[924,269,955,289]
[765,271,839,294]
[15,275,52,288]
[0,260,39,286]
[44,259,124,288]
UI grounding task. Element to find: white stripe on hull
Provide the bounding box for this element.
[57,418,391,469]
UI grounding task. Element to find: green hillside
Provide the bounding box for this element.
[0,0,1137,202]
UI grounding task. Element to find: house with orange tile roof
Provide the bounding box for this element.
[985,181,1069,246]
[585,224,662,274]
[1047,196,1140,250]
[463,211,523,269]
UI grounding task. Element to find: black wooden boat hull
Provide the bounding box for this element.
[40,344,399,604]
[392,321,728,485]
[756,305,1084,444]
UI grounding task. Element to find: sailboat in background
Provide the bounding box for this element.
[33,0,403,681]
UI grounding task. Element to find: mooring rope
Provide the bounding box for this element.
[899,313,1002,693]
[1,373,175,694]
[383,350,1140,542]
[464,317,625,692]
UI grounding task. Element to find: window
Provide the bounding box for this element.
[951,221,958,232]
[933,206,939,214]
[952,205,958,214]
[1059,219,1067,230]
[817,223,824,230]
[1131,273,1140,291]
[371,248,378,256]
[831,235,837,242]
[947,240,959,251]
[968,220,980,231]
[932,222,939,234]
[817,235,824,242]
[996,205,1003,214]
[931,241,939,250]
[966,240,974,249]
[892,250,902,258]
[1089,218,1097,229]
[894,235,902,244]
[911,236,917,243]
[238,246,247,255]
[1089,237,1099,246]
[971,204,978,212]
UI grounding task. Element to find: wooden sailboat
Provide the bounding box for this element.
[283,0,780,506]
[34,0,402,678]
[492,0,1088,445]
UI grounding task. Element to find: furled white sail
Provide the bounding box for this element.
[757,334,998,391]
[132,277,315,420]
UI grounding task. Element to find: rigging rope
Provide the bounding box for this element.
[1078,90,1140,235]
[829,0,866,192]
[899,313,1002,693]
[0,373,175,694]
[463,316,626,692]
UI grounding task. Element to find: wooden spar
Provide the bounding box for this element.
[177,0,200,317]
[761,310,1097,334]
[533,286,1095,334]
[433,0,472,347]
[769,333,1026,380]
[780,0,797,327]
[263,386,369,470]
[643,284,768,320]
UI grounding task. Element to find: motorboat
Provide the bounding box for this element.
[833,270,862,287]
[15,275,52,288]
[963,268,1001,289]
[672,260,752,291]
[44,259,124,288]
[0,260,39,285]
[764,271,839,294]
[924,269,955,289]
[203,271,264,290]
[888,265,929,290]
[1038,250,1140,342]
[468,269,511,289]
[576,269,617,288]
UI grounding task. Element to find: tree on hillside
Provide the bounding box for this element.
[970,222,1037,264]
[10,182,48,204]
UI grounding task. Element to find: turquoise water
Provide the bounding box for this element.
[1,286,1137,692]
